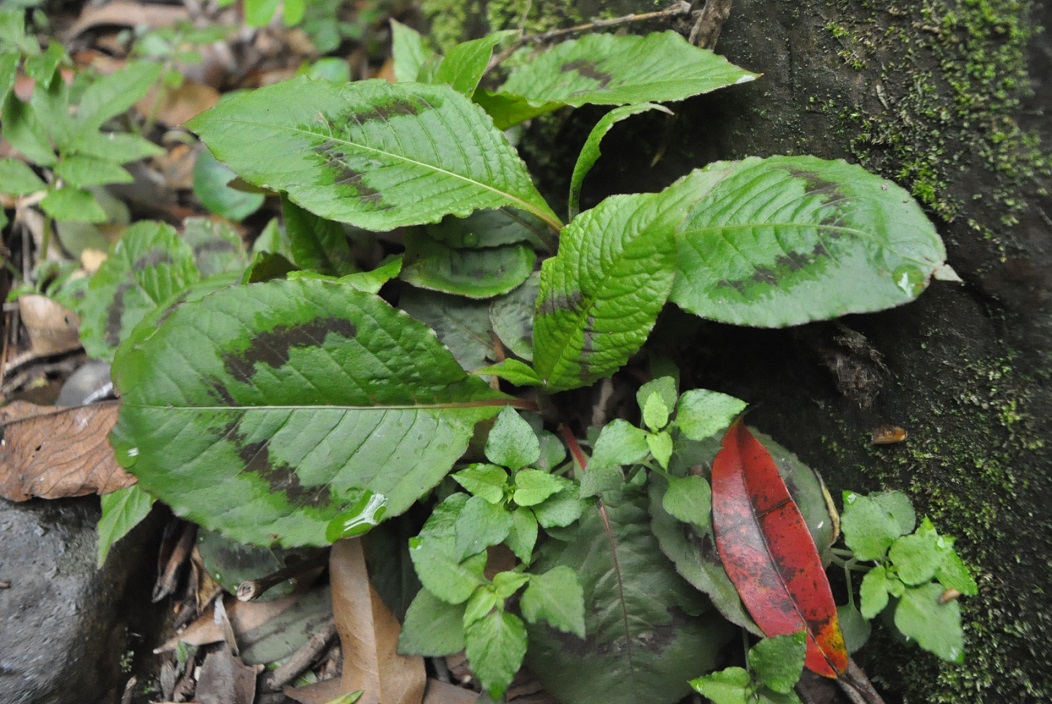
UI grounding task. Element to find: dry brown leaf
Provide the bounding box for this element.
[18,294,82,356]
[64,1,190,40]
[284,677,343,704]
[195,646,261,704]
[136,80,221,127]
[422,679,479,704]
[157,592,300,652]
[332,538,426,704]
[0,400,135,501]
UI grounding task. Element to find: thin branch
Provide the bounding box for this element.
[689,0,733,50]
[236,549,329,601]
[485,1,693,75]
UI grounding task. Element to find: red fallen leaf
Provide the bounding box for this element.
[711,420,848,678]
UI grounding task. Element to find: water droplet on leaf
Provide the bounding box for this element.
[325,490,388,542]
[113,441,140,468]
[892,265,926,297]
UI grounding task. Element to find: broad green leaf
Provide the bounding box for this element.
[675,389,747,441]
[841,491,913,561]
[859,565,890,619]
[473,89,559,130]
[489,272,539,361]
[402,231,535,299]
[873,490,917,535]
[0,52,19,106]
[512,470,567,507]
[54,154,132,188]
[425,208,546,249]
[188,78,560,231]
[667,156,946,327]
[749,632,806,694]
[894,583,964,662]
[662,474,711,526]
[464,587,499,626]
[475,359,542,386]
[452,463,509,503]
[493,571,530,599]
[888,518,941,585]
[642,393,670,432]
[79,221,199,360]
[496,31,757,115]
[283,0,305,25]
[111,279,510,546]
[301,57,350,83]
[533,191,684,391]
[282,195,357,276]
[197,528,308,599]
[23,41,65,84]
[646,430,673,469]
[690,667,752,704]
[180,217,249,279]
[579,464,623,498]
[935,548,978,596]
[193,148,265,221]
[1,93,56,165]
[73,61,162,140]
[590,420,650,470]
[520,565,585,637]
[399,588,466,655]
[486,407,539,471]
[400,288,495,373]
[244,0,281,27]
[837,604,872,653]
[636,377,677,418]
[465,610,528,701]
[287,256,401,294]
[568,103,670,219]
[97,484,154,567]
[527,485,733,704]
[72,130,164,162]
[434,32,513,96]
[40,187,107,222]
[0,157,46,195]
[390,19,434,83]
[532,487,586,529]
[505,507,538,562]
[455,494,513,560]
[30,76,72,150]
[410,494,488,604]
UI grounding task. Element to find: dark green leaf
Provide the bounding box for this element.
[197,529,308,599]
[282,194,357,276]
[188,78,560,231]
[239,585,333,665]
[512,470,568,507]
[489,272,539,361]
[402,230,535,299]
[935,547,978,596]
[689,667,752,704]
[111,279,509,546]
[434,32,512,96]
[426,209,546,249]
[894,583,964,662]
[859,565,890,619]
[399,588,466,655]
[528,486,733,704]
[452,463,508,503]
[465,610,528,701]
[590,420,650,470]
[474,359,542,386]
[837,604,872,653]
[54,154,132,188]
[531,487,586,529]
[662,474,711,526]
[841,491,914,561]
[400,288,494,373]
[80,221,199,360]
[497,31,756,114]
[1,93,56,165]
[667,156,946,327]
[390,19,435,83]
[568,103,670,219]
[579,464,624,498]
[888,518,941,585]
[97,484,154,567]
[473,89,559,130]
[505,507,538,562]
[73,61,162,140]
[486,407,540,471]
[180,217,249,279]
[533,191,683,390]
[409,494,488,604]
[23,41,65,84]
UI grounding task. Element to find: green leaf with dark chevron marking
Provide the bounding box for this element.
[187,77,560,232]
[666,156,946,327]
[110,278,510,547]
[79,221,200,361]
[532,190,688,391]
[493,31,756,126]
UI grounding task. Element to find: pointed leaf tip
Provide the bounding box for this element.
[711,421,848,677]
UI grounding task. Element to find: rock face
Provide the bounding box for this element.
[0,498,161,704]
[425,1,1051,701]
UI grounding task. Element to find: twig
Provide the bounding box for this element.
[262,618,338,690]
[837,658,887,704]
[152,521,198,603]
[236,549,329,601]
[689,0,733,50]
[485,1,693,74]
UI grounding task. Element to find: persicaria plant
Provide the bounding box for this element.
[64,21,974,704]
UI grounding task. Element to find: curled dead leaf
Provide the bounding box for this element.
[870,425,907,445]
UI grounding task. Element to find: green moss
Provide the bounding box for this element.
[818,0,1049,231]
[822,336,1047,702]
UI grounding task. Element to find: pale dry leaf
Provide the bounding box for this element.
[284,677,343,704]
[332,538,426,704]
[156,592,301,652]
[0,400,135,501]
[422,679,479,704]
[18,295,82,356]
[64,1,190,40]
[195,646,261,704]
[136,80,221,127]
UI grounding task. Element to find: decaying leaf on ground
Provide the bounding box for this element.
[0,399,135,500]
